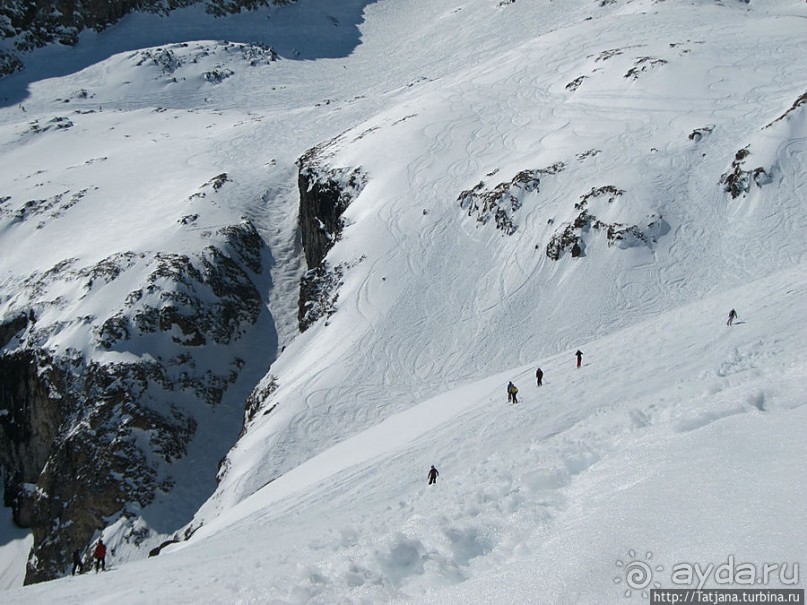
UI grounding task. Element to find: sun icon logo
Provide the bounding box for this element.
[614,550,663,598]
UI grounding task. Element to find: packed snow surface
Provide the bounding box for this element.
[1,0,806,602]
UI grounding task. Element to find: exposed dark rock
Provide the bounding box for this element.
[0,50,23,76]
[297,150,366,271]
[0,313,30,348]
[719,146,771,199]
[0,216,267,584]
[204,68,234,83]
[458,163,566,235]
[576,149,601,162]
[565,75,586,91]
[0,350,61,526]
[688,125,714,142]
[595,47,634,62]
[624,57,667,80]
[295,144,366,331]
[546,185,668,260]
[0,348,202,584]
[576,185,624,209]
[546,209,594,261]
[24,116,74,135]
[216,220,262,274]
[298,262,344,332]
[148,537,179,557]
[244,374,278,424]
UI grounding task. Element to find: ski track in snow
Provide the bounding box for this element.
[4,265,805,604]
[1,0,806,601]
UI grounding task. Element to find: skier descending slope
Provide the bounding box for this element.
[727,308,738,326]
[576,350,583,368]
[428,465,439,485]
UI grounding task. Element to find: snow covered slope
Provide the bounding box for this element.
[4,266,806,603]
[205,0,807,513]
[1,0,806,601]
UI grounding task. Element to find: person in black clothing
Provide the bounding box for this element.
[507,381,519,403]
[535,367,543,386]
[71,549,82,576]
[727,309,738,326]
[575,350,583,368]
[428,465,439,485]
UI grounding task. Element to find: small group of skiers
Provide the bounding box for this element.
[506,350,583,403]
[432,308,743,485]
[71,539,107,575]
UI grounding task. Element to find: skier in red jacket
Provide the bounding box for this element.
[93,539,107,572]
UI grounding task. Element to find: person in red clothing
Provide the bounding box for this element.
[575,350,583,368]
[93,539,107,572]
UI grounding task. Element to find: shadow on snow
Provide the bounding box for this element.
[0,0,378,108]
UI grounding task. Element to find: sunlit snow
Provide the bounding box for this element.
[1,0,805,603]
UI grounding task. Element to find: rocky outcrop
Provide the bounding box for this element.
[298,263,344,332]
[719,146,771,199]
[0,349,194,584]
[0,217,266,584]
[458,163,566,235]
[546,185,668,260]
[296,145,366,331]
[0,348,61,529]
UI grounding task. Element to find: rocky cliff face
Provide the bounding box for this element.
[296,144,366,331]
[0,0,292,76]
[0,218,267,584]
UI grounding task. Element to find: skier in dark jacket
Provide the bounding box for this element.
[93,539,106,572]
[428,465,439,485]
[575,350,583,368]
[507,381,519,403]
[535,367,543,386]
[726,309,738,326]
[71,549,82,575]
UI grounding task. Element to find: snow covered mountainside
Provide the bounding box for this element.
[1,0,806,601]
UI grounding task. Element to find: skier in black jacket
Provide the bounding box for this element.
[71,549,83,575]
